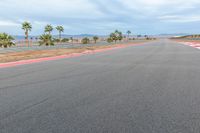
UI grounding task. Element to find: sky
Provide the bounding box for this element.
[0,0,200,35]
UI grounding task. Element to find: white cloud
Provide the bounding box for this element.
[158,15,200,22]
[0,0,103,18]
[121,0,200,14]
[0,20,20,26]
[1,0,200,34]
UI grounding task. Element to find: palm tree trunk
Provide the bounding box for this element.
[128,33,130,41]
[59,32,61,42]
[26,31,29,47]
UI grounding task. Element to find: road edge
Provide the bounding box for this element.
[0,43,142,68]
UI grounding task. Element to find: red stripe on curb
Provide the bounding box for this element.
[179,41,200,50]
[0,43,141,68]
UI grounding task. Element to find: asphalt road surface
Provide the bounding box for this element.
[1,39,200,133]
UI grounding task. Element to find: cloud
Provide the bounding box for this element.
[158,15,200,23]
[0,0,200,34]
[121,0,200,14]
[0,20,20,26]
[0,0,103,18]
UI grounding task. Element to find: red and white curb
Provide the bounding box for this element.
[0,43,141,69]
[180,42,200,50]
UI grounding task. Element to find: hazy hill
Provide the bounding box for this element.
[13,34,107,40]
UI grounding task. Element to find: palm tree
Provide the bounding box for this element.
[56,26,64,41]
[127,30,131,41]
[39,34,54,46]
[0,33,15,48]
[45,24,53,35]
[70,37,73,43]
[22,21,32,46]
[93,36,99,43]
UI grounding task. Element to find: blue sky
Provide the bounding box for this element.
[0,0,200,35]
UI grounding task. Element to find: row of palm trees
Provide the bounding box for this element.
[22,22,64,38]
[21,22,133,44]
[81,36,99,44]
[0,21,133,48]
[22,22,65,45]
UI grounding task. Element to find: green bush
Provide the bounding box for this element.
[109,30,123,43]
[39,34,54,46]
[107,38,113,43]
[62,38,69,42]
[53,38,60,43]
[0,33,15,48]
[82,37,90,44]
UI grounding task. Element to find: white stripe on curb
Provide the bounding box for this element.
[180,42,200,50]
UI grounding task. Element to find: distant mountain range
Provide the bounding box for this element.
[13,34,107,40]
[13,33,193,40]
[156,33,190,37]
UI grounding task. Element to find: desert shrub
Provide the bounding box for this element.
[107,38,113,43]
[82,37,90,44]
[109,30,123,43]
[0,33,15,48]
[39,34,54,46]
[53,38,60,43]
[62,38,69,42]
